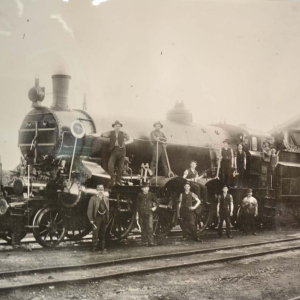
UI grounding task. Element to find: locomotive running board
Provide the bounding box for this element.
[80,160,111,179]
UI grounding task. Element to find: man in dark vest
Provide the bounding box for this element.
[183,160,208,203]
[101,121,133,185]
[150,121,170,177]
[87,184,110,252]
[136,182,159,246]
[178,182,202,242]
[221,139,233,187]
[217,185,233,238]
[236,143,247,188]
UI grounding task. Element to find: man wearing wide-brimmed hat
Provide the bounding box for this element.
[100,121,133,185]
[221,139,234,187]
[150,121,169,177]
[136,182,159,246]
[241,189,258,236]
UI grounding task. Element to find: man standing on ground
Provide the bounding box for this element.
[87,184,109,252]
[150,121,170,177]
[241,189,258,236]
[178,182,202,242]
[217,185,233,238]
[136,182,159,246]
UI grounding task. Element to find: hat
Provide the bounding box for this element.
[141,182,150,187]
[246,189,252,193]
[112,120,123,128]
[184,181,191,186]
[190,160,197,165]
[153,121,163,128]
[223,139,230,144]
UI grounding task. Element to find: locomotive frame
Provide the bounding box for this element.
[0,74,298,248]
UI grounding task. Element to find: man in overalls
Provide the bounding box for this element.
[87,184,110,252]
[178,182,202,242]
[217,185,234,238]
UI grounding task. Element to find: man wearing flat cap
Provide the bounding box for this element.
[150,121,170,177]
[136,182,159,246]
[221,139,234,187]
[241,189,258,236]
[87,184,110,252]
[178,181,202,242]
[96,121,133,185]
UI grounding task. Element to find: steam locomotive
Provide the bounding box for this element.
[0,74,297,247]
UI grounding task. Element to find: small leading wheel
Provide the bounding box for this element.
[65,228,91,241]
[33,206,66,247]
[194,204,212,234]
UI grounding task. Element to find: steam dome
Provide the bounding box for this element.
[166,101,193,124]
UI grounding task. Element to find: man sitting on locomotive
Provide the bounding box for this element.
[217,185,233,238]
[183,160,208,204]
[91,120,133,186]
[136,182,159,246]
[87,184,110,252]
[178,182,202,242]
[241,189,258,236]
[150,121,170,177]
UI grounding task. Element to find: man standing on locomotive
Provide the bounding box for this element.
[100,121,133,186]
[150,121,170,177]
[241,189,258,236]
[221,139,234,187]
[217,185,233,238]
[236,143,247,188]
[87,184,109,252]
[178,182,202,242]
[183,160,208,204]
[136,182,159,246]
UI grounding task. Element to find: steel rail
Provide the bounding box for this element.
[0,237,300,280]
[0,240,300,292]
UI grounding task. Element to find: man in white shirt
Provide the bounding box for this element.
[241,189,258,236]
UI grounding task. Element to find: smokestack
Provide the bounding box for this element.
[51,74,71,110]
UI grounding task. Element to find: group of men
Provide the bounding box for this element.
[87,120,259,252]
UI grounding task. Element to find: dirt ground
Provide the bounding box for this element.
[1,228,300,300]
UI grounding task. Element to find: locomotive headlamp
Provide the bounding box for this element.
[13,178,26,195]
[0,198,8,215]
[28,75,45,104]
[70,120,85,139]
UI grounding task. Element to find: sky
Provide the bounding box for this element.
[1,0,300,169]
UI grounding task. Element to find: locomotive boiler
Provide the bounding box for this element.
[0,74,279,247]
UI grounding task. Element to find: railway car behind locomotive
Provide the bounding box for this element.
[0,74,292,248]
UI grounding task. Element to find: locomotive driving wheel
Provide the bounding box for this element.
[194,204,212,234]
[33,206,66,247]
[106,194,135,241]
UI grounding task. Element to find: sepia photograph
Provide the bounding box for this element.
[1,0,300,299]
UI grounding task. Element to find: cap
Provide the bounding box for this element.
[153,121,163,128]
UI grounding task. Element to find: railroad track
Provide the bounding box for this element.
[0,237,300,292]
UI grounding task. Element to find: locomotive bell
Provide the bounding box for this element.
[51,74,71,110]
[28,76,45,106]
